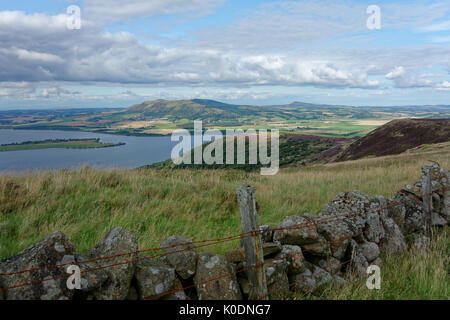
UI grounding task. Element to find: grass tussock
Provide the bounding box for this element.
[0,144,449,299]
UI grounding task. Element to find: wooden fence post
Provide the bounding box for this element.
[236,184,268,300]
[423,166,432,236]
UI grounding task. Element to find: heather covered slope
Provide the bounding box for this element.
[336,119,450,161]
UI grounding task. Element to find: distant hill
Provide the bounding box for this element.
[119,99,382,129]
[1,99,449,138]
[123,99,450,122]
[124,99,260,123]
[336,118,450,161]
[264,101,351,108]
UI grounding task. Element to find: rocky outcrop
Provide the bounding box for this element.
[135,258,187,300]
[359,242,379,263]
[0,231,75,300]
[424,164,449,225]
[273,215,320,246]
[311,265,333,289]
[160,236,198,280]
[346,240,370,279]
[289,264,334,294]
[194,253,242,300]
[315,217,352,260]
[61,254,108,294]
[393,190,426,235]
[311,256,342,275]
[264,259,289,298]
[378,218,406,254]
[86,227,138,300]
[226,243,281,264]
[277,245,306,275]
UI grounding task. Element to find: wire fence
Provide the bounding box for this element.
[1,185,447,300]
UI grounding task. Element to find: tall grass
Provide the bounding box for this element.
[1,144,449,259]
[0,144,449,299]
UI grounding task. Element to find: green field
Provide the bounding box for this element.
[0,138,125,152]
[1,99,449,138]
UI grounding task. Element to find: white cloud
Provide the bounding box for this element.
[0,10,67,30]
[40,87,80,99]
[189,0,450,52]
[385,66,406,79]
[0,11,381,89]
[436,80,450,91]
[384,66,450,89]
[0,82,37,99]
[0,48,64,63]
[0,2,450,105]
[83,0,225,24]
[192,1,368,51]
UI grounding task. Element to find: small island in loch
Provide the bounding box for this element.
[0,138,125,152]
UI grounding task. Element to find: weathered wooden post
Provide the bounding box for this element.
[236,184,268,300]
[423,166,433,236]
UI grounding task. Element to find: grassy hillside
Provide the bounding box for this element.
[1,142,448,299]
[337,118,450,161]
[148,134,353,171]
[147,118,450,171]
[1,142,448,257]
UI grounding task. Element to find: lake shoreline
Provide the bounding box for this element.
[0,125,170,137]
[0,138,126,152]
[0,129,175,172]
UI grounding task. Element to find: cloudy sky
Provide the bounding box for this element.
[0,0,449,109]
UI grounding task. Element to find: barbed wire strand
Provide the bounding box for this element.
[2,184,444,277]
[1,186,446,296]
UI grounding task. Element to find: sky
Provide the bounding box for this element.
[0,0,449,109]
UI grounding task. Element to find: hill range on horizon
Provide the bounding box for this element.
[1,98,450,138]
[2,98,450,112]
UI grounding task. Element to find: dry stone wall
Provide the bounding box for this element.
[0,164,448,300]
